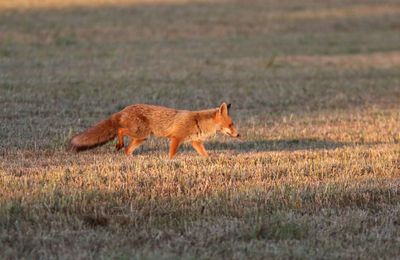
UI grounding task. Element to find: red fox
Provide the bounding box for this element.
[69,102,240,159]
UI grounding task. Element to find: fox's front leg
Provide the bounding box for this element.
[191,141,209,157]
[169,137,183,159]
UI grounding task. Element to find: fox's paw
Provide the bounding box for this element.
[115,143,124,151]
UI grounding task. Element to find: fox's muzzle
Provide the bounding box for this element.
[227,131,240,138]
[230,133,240,138]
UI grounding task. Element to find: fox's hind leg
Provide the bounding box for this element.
[121,118,151,155]
[191,141,209,157]
[116,128,129,151]
[125,138,146,155]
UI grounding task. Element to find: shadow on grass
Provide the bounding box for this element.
[133,138,347,154]
[205,138,347,152]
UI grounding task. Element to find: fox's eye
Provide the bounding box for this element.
[229,123,233,127]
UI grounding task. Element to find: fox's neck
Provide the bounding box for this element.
[195,110,220,135]
[194,108,218,119]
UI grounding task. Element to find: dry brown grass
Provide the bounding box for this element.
[278,51,400,69]
[0,0,212,10]
[1,0,400,259]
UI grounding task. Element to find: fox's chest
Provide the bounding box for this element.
[186,129,217,142]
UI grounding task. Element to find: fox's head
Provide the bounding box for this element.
[215,102,240,138]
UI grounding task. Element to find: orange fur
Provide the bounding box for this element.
[69,102,239,159]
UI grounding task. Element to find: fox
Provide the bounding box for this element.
[69,102,240,159]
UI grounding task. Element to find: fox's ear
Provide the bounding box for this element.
[219,102,228,116]
[227,103,231,112]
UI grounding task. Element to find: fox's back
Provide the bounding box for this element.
[116,104,181,136]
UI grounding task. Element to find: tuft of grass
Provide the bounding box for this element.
[244,213,308,241]
[54,33,78,47]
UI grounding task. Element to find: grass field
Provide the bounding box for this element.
[1,0,400,258]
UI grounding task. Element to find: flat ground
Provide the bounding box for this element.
[1,0,400,259]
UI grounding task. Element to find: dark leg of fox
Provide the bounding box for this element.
[116,128,128,151]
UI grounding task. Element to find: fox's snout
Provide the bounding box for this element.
[230,132,240,138]
[222,127,240,138]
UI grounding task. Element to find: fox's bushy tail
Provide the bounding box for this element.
[69,117,117,152]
